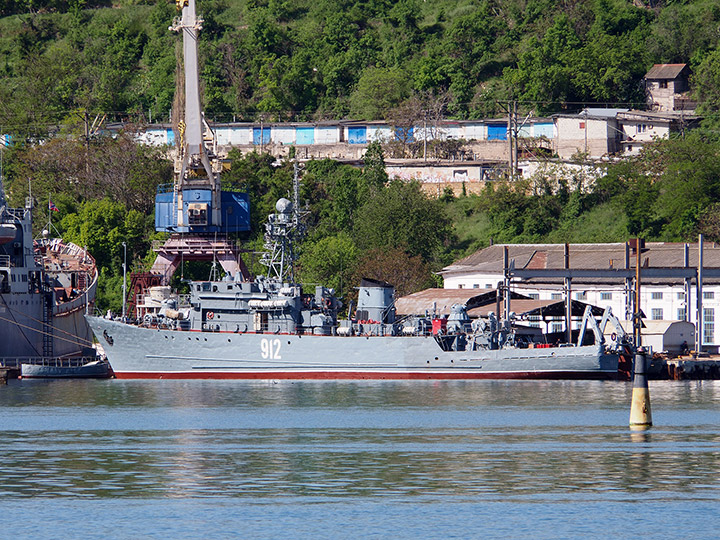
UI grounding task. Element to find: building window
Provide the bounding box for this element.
[485,284,492,289]
[659,80,668,89]
[552,323,563,333]
[473,284,480,289]
[458,284,464,289]
[651,292,663,300]
[601,292,612,300]
[576,292,587,300]
[704,308,714,344]
[551,293,562,300]
[678,308,686,321]
[651,308,663,320]
[704,291,714,300]
[529,293,540,300]
[677,292,685,300]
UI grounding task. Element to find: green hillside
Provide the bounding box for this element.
[2,0,720,311]
[2,0,720,138]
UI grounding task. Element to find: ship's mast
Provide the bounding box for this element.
[261,163,306,283]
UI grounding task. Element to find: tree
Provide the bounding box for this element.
[361,141,388,195]
[60,198,146,271]
[693,48,720,122]
[385,97,423,158]
[352,179,452,264]
[349,67,409,120]
[6,130,172,215]
[504,14,581,112]
[298,232,358,301]
[351,246,434,298]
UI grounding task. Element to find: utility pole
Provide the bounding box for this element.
[423,109,427,162]
[507,101,514,180]
[512,101,518,179]
[634,238,642,348]
[84,110,90,174]
[696,234,704,354]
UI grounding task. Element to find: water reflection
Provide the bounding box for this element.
[0,380,718,502]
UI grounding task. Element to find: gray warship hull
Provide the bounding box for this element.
[1,194,97,367]
[87,316,620,380]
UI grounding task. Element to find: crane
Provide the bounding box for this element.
[129,0,251,316]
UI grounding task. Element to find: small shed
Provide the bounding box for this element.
[604,320,695,355]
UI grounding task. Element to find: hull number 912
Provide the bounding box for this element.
[261,338,282,359]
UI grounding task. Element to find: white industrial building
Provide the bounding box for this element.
[441,241,720,353]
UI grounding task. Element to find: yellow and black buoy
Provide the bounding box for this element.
[629,349,652,430]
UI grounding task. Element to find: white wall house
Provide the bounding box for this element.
[553,109,628,159]
[617,111,699,155]
[441,242,720,352]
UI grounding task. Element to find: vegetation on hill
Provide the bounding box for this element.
[4,130,720,311]
[2,0,720,138]
[2,0,720,310]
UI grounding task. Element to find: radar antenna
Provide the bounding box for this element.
[260,162,307,283]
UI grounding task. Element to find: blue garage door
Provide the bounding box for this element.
[252,127,271,145]
[395,126,414,142]
[296,127,315,145]
[487,124,508,141]
[348,126,367,144]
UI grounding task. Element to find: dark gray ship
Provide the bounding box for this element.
[0,185,98,368]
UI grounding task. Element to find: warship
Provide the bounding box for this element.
[87,191,633,380]
[0,183,99,370]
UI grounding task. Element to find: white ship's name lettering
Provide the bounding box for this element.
[261,338,282,360]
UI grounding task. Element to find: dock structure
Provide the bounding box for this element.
[0,367,20,382]
[665,357,720,380]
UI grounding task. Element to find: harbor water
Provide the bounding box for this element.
[1,379,718,539]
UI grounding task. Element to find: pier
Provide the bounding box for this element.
[664,356,720,380]
[0,367,20,383]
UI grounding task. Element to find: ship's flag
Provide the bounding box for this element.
[49,200,59,212]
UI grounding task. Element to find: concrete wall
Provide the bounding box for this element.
[555,116,617,159]
[647,79,688,112]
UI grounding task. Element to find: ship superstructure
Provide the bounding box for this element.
[0,182,98,365]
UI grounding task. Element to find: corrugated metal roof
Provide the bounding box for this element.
[617,110,698,121]
[645,64,688,80]
[394,289,603,319]
[441,242,720,284]
[553,108,628,119]
[395,288,530,316]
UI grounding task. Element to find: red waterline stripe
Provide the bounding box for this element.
[114,370,619,381]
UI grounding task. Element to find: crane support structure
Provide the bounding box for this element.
[144,0,251,288]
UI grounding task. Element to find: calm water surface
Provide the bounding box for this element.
[1,379,718,539]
